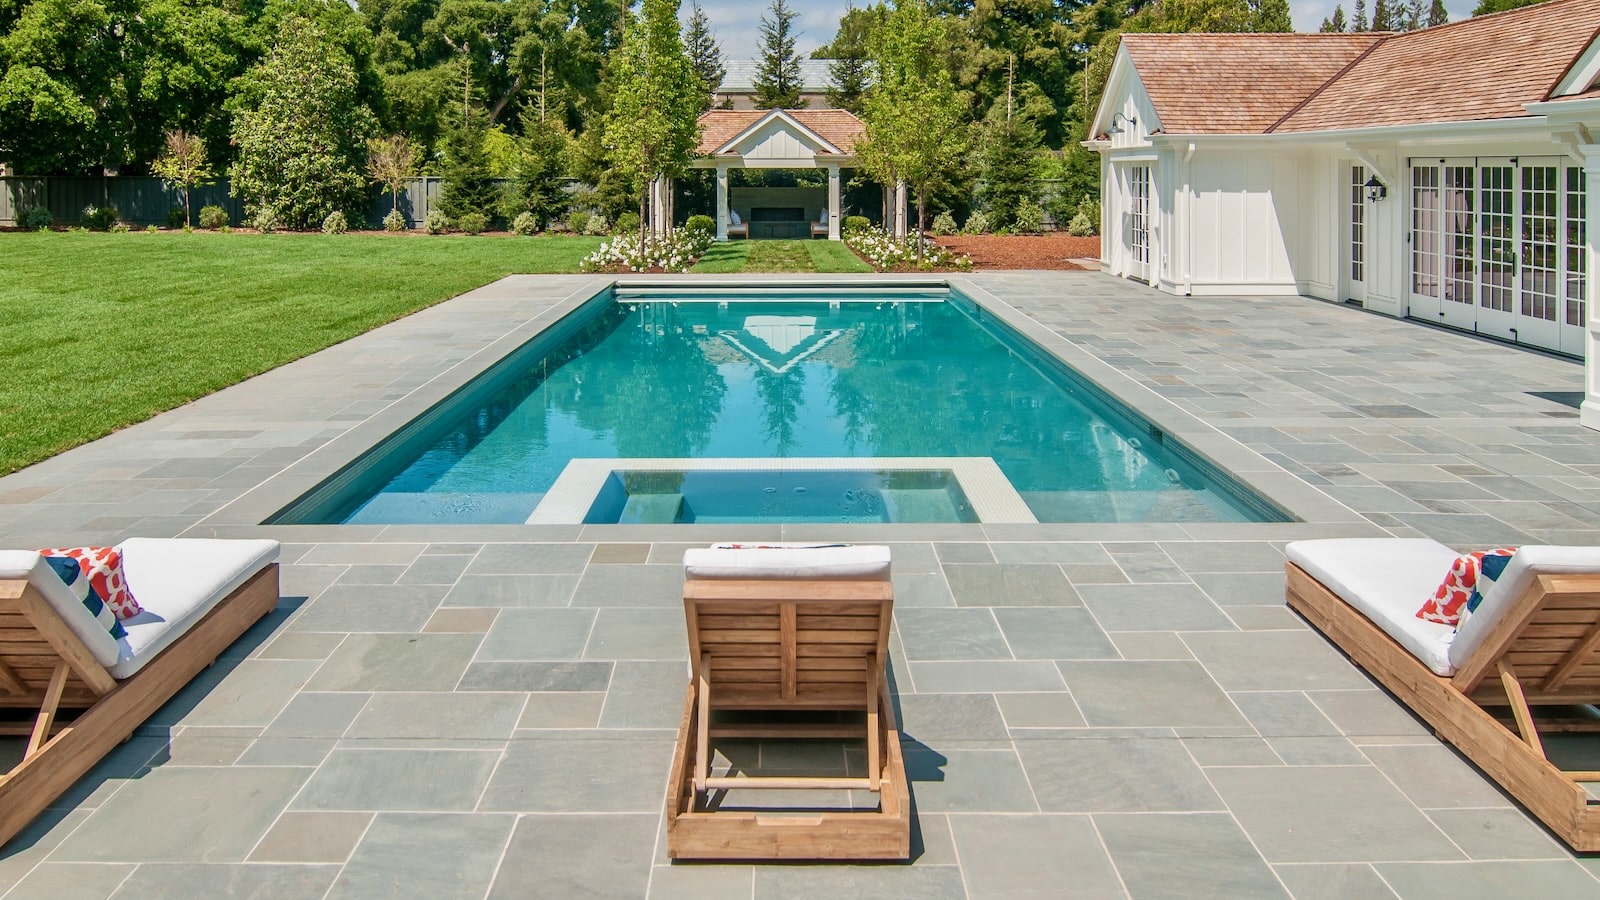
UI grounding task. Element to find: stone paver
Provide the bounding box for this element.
[2,272,1598,897]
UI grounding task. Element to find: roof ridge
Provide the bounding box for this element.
[1267,35,1390,134]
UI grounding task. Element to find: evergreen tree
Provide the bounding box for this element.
[1354,0,1369,30]
[229,14,375,229]
[1372,0,1394,29]
[753,0,805,109]
[502,103,571,228]
[1426,0,1449,25]
[683,0,724,112]
[1320,5,1348,30]
[1403,0,1424,28]
[1251,0,1294,31]
[822,4,877,115]
[437,108,499,220]
[978,104,1045,231]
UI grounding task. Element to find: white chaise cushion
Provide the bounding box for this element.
[1287,538,1463,676]
[0,550,120,669]
[1449,546,1600,670]
[112,538,279,679]
[684,544,890,581]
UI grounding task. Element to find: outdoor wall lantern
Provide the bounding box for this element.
[1365,175,1387,202]
[1107,112,1137,136]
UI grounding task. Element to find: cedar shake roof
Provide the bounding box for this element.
[1120,33,1381,135]
[695,109,866,156]
[1116,0,1600,136]
[1275,0,1600,132]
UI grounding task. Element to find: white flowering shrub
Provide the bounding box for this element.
[580,227,713,273]
[843,227,972,272]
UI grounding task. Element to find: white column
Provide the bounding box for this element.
[827,164,841,240]
[1582,145,1600,432]
[715,165,729,241]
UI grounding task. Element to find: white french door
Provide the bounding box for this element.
[1127,165,1151,282]
[1408,156,1586,356]
[1345,165,1368,304]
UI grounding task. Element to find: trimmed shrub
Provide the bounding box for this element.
[931,211,957,236]
[198,205,228,229]
[80,205,118,231]
[146,224,159,233]
[1066,210,1096,237]
[843,215,871,233]
[321,210,349,234]
[383,209,407,232]
[1013,201,1044,235]
[583,213,610,236]
[458,211,488,235]
[218,224,232,234]
[685,214,715,234]
[111,223,130,233]
[424,210,449,234]
[962,211,990,235]
[21,207,52,230]
[166,207,188,229]
[614,211,640,235]
[512,212,538,236]
[567,210,591,235]
[252,208,278,233]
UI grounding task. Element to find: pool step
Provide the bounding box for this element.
[619,492,685,524]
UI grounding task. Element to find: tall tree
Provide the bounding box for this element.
[1353,0,1369,30]
[683,0,723,112]
[503,101,572,227]
[1426,0,1448,25]
[819,3,879,115]
[1250,0,1293,31]
[228,13,375,228]
[858,0,968,259]
[438,107,499,219]
[1472,0,1545,12]
[1371,0,1394,30]
[753,0,804,109]
[977,97,1045,231]
[602,0,700,243]
[1320,4,1348,30]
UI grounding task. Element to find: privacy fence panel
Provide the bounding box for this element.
[1,176,446,229]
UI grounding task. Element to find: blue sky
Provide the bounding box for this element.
[684,0,1483,61]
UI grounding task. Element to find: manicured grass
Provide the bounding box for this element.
[689,239,872,274]
[807,240,874,273]
[688,241,751,273]
[0,231,602,475]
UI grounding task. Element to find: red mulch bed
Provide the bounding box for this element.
[934,234,1100,270]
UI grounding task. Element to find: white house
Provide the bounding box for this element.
[1087,0,1600,429]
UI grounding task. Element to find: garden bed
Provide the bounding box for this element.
[934,234,1100,270]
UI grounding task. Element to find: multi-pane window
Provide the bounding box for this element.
[1568,166,1587,328]
[1521,165,1559,322]
[1479,164,1515,314]
[1444,165,1474,306]
[1350,166,1365,283]
[1129,166,1150,265]
[1411,165,1440,298]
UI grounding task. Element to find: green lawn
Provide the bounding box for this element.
[689,239,872,274]
[0,232,601,475]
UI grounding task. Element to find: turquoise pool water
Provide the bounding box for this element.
[275,286,1286,524]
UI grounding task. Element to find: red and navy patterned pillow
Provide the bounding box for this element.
[1416,548,1517,626]
[40,546,142,620]
[41,555,128,640]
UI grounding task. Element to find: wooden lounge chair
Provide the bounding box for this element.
[0,538,279,847]
[1285,539,1600,850]
[665,544,910,860]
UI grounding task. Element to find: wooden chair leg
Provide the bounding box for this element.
[26,662,70,759]
[866,653,880,792]
[1498,660,1546,759]
[694,653,711,795]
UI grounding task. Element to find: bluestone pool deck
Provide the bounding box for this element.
[1,271,1598,898]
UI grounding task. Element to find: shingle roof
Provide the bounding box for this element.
[718,60,835,93]
[1121,33,1381,135]
[695,109,865,156]
[1115,0,1600,136]
[1275,0,1600,131]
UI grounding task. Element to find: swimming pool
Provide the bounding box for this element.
[273,285,1288,525]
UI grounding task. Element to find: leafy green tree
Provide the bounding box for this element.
[1472,0,1544,12]
[437,108,499,219]
[228,13,375,229]
[151,129,213,224]
[858,0,969,260]
[977,102,1044,231]
[602,0,700,244]
[753,0,804,109]
[683,0,723,112]
[1426,0,1448,25]
[1251,0,1293,30]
